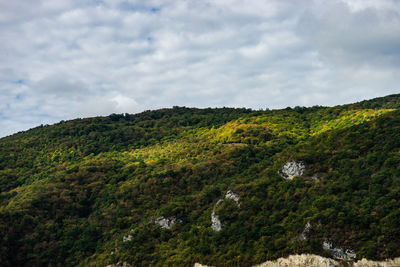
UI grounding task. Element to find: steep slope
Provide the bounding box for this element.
[1,95,400,266]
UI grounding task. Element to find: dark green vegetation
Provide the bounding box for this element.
[1,95,400,266]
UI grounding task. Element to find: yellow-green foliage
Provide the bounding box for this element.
[128,129,215,168]
[311,109,394,135]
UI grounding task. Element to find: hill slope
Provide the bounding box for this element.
[1,95,400,266]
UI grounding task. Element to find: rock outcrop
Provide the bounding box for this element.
[279,161,306,180]
[153,216,181,229]
[122,228,135,242]
[211,199,224,231]
[225,190,240,206]
[211,190,241,231]
[322,241,356,260]
[122,234,132,242]
[299,221,312,241]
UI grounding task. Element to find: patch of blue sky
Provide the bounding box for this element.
[117,2,161,13]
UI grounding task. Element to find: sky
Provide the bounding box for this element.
[1,0,400,137]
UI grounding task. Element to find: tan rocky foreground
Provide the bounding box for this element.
[194,254,400,267]
[253,254,338,267]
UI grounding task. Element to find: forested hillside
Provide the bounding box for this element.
[1,94,400,266]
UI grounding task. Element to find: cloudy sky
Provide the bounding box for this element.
[1,0,400,137]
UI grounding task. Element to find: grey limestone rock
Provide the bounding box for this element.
[225,190,240,206]
[279,161,306,180]
[211,199,224,231]
[211,191,241,231]
[122,234,132,242]
[299,221,312,241]
[322,241,356,260]
[153,216,181,229]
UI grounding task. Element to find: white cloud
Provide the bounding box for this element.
[298,0,400,67]
[0,0,399,137]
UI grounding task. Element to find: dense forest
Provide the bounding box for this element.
[1,94,400,266]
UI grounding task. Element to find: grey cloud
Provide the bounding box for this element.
[35,74,90,97]
[297,1,400,68]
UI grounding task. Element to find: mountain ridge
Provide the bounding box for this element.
[1,94,400,266]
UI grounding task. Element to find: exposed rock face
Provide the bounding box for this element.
[122,234,132,242]
[299,221,312,241]
[153,216,180,229]
[210,210,222,231]
[322,241,356,260]
[279,161,306,180]
[225,190,240,206]
[211,190,240,231]
[211,199,224,231]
